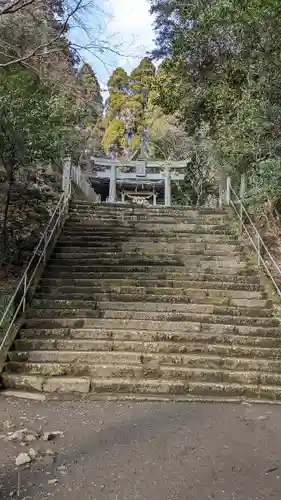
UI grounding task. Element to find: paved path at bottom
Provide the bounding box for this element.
[0,397,281,500]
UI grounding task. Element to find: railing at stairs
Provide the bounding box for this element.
[0,192,70,355]
[226,176,281,296]
[0,159,99,357]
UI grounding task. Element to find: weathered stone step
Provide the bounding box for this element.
[69,202,226,215]
[23,310,279,327]
[67,215,228,226]
[23,317,280,333]
[11,337,281,358]
[3,372,281,400]
[45,264,250,275]
[42,272,261,287]
[56,242,238,254]
[88,379,281,400]
[1,374,90,393]
[68,205,226,215]
[29,300,272,317]
[49,256,186,266]
[62,226,232,236]
[53,248,240,258]
[59,234,237,244]
[19,327,281,346]
[98,310,278,326]
[7,350,281,372]
[5,362,281,387]
[33,294,266,309]
[38,279,262,294]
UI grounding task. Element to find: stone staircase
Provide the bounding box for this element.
[2,200,281,402]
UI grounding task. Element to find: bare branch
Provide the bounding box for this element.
[0,0,35,15]
[0,0,84,67]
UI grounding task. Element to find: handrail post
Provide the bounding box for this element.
[240,173,246,202]
[23,273,27,312]
[257,232,261,266]
[226,176,231,205]
[43,231,48,264]
[63,157,71,200]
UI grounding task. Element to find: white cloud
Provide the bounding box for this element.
[106,0,155,72]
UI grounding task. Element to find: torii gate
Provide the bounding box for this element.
[86,157,187,207]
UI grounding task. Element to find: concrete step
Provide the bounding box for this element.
[19,328,281,346]
[7,350,281,372]
[10,337,281,358]
[22,317,280,333]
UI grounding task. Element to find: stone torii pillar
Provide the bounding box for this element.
[164,164,171,207]
[108,163,117,203]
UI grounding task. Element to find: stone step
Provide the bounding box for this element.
[5,362,281,387]
[10,337,281,358]
[38,279,262,294]
[47,258,244,268]
[88,379,281,400]
[35,291,264,305]
[41,272,261,286]
[4,372,281,400]
[48,258,185,267]
[29,300,272,317]
[67,215,228,226]
[59,234,237,244]
[69,202,226,215]
[33,294,267,309]
[19,327,281,347]
[23,310,279,327]
[1,373,90,393]
[19,324,281,340]
[7,350,281,372]
[68,205,226,216]
[53,248,239,258]
[56,242,238,253]
[23,317,280,332]
[45,264,250,274]
[62,226,232,236]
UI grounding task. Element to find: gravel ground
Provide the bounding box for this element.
[0,396,281,500]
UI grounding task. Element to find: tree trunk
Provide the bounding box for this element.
[0,163,14,273]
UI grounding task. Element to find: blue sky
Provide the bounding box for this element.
[71,0,155,96]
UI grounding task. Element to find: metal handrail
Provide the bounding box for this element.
[228,181,281,296]
[0,192,70,352]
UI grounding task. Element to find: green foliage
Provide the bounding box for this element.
[149,0,281,213]
[108,67,129,93]
[103,59,156,157]
[0,70,78,168]
[0,67,86,270]
[79,63,103,122]
[102,119,126,155]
